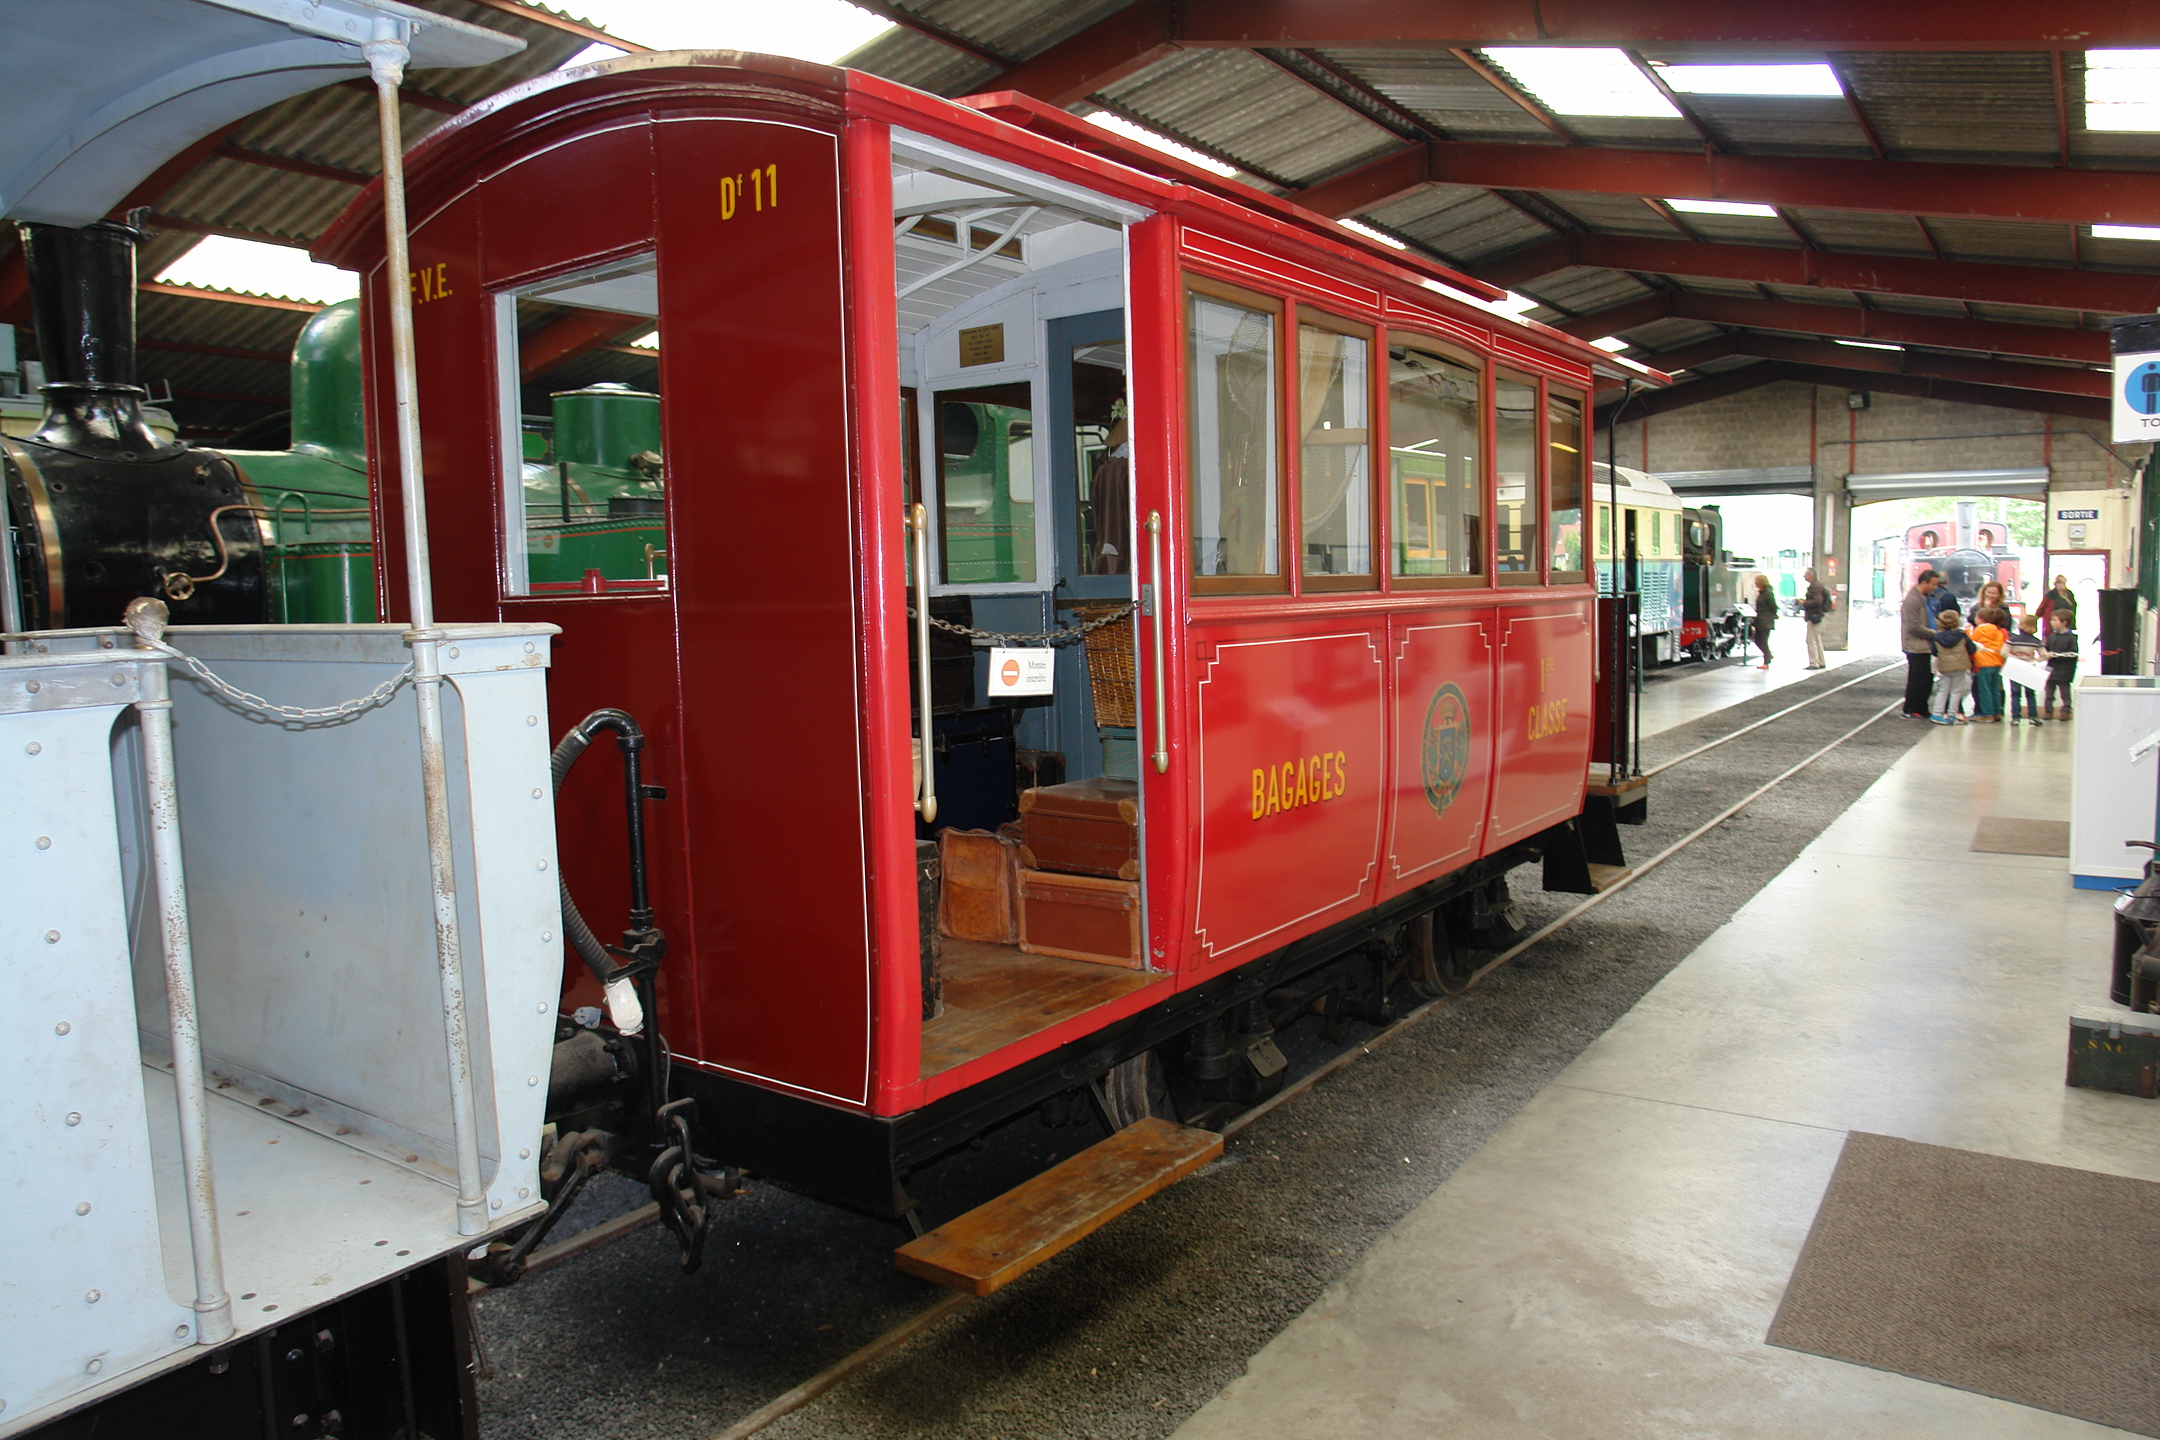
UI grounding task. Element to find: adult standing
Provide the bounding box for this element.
[1801,567,1831,670]
[1975,578,2008,618]
[1752,572,1778,670]
[1902,569,1944,718]
[2036,575,2077,629]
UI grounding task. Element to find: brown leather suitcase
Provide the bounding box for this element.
[1017,868,1143,968]
[938,827,1018,945]
[1017,777,1139,880]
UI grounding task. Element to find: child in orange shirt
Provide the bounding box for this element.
[1969,605,2010,723]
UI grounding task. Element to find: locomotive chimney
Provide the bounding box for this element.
[18,216,176,459]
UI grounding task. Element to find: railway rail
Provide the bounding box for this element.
[482,655,1917,1440]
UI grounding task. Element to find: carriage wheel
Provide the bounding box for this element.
[1100,1049,1172,1129]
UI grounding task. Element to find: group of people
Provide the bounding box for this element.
[1901,571,2080,725]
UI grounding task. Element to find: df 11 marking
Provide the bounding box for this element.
[720,164,779,220]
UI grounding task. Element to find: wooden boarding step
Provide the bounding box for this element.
[895,1116,1222,1296]
[1587,862,1632,893]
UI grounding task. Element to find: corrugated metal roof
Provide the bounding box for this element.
[1659,94,1873,160]
[10,0,2156,433]
[1781,209,1934,255]
[1366,186,1546,265]
[1102,49,1400,189]
[1315,50,1561,144]
[1528,267,1656,318]
[1838,52,2059,166]
[1925,218,2075,266]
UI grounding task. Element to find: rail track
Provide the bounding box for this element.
[483,656,1918,1440]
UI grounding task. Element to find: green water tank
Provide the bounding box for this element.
[552,384,659,472]
[287,299,364,467]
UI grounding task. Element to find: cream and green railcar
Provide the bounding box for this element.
[1590,463,1685,663]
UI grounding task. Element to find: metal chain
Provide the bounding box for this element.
[904,602,1136,649]
[142,638,414,722]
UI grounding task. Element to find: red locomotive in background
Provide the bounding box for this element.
[1901,504,2025,613]
[318,52,1642,1262]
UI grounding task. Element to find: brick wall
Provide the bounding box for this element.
[1610,380,2135,489]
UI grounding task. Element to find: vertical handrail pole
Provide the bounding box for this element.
[365,18,486,1236]
[1147,511,1168,774]
[129,626,234,1344]
[912,503,938,824]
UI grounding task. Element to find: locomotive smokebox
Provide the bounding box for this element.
[3,219,265,631]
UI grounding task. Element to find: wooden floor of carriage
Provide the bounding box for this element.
[471,637,2152,1440]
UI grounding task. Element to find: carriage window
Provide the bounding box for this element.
[498,254,664,598]
[1388,342,1481,579]
[1494,374,1537,575]
[935,382,1035,585]
[1188,287,1280,582]
[1299,319,1371,581]
[1548,389,1583,578]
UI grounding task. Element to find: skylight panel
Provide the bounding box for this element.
[1654,63,1842,97]
[1337,218,1407,250]
[2085,50,2160,132]
[1417,281,1542,321]
[1835,339,1902,352]
[628,330,659,350]
[1086,112,1239,177]
[155,236,358,305]
[550,1,892,65]
[2092,223,2160,241]
[1589,336,1630,352]
[1665,198,1779,217]
[1480,48,1680,119]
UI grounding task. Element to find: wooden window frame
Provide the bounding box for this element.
[1547,381,1588,586]
[1383,329,1490,592]
[1291,305,1380,594]
[1492,365,1543,588]
[1185,274,1290,595]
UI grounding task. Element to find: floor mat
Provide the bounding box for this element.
[1970,815,2071,857]
[1767,1131,2160,1435]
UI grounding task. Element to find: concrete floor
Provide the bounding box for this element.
[1175,702,2156,1437]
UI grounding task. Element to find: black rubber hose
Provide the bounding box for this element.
[550,718,616,986]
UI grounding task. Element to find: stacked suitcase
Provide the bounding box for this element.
[1014,777,1143,968]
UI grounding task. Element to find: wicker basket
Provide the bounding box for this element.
[1074,604,1138,729]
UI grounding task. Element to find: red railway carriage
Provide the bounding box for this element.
[318,54,1635,1228]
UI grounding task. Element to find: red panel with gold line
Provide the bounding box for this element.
[1484,601,1596,852]
[1381,607,1499,902]
[1188,623,1387,970]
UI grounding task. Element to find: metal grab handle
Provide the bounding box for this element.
[912,503,938,823]
[1147,511,1168,774]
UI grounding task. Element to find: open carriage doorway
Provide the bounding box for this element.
[891,135,1159,1080]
